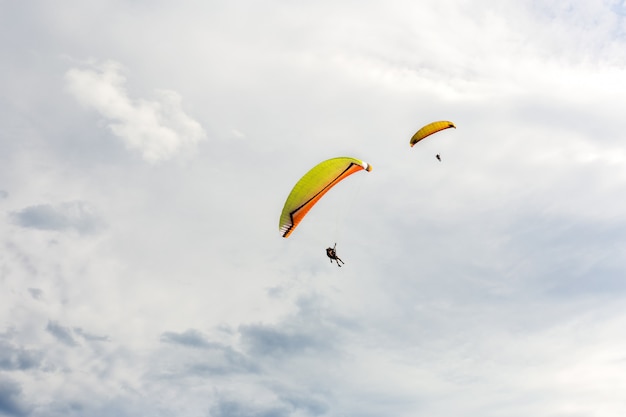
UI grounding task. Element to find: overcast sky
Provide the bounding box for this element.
[2,1,626,416]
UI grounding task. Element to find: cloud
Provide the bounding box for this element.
[160,329,217,350]
[46,321,78,347]
[45,322,110,347]
[0,376,30,417]
[237,295,350,360]
[10,201,103,234]
[0,340,43,372]
[72,328,110,343]
[239,324,325,357]
[277,390,329,417]
[159,329,259,376]
[65,60,206,163]
[210,397,290,417]
[27,288,43,300]
[0,190,7,200]
[213,387,330,417]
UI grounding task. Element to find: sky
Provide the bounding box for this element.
[1,1,626,416]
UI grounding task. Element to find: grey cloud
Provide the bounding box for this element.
[42,398,145,417]
[46,321,78,347]
[221,347,259,374]
[27,288,43,300]
[0,340,43,372]
[239,323,325,357]
[0,377,30,417]
[10,201,103,234]
[209,381,329,416]
[277,391,329,417]
[159,330,259,376]
[183,355,258,377]
[160,329,217,349]
[237,295,351,360]
[0,190,7,199]
[73,328,110,343]
[210,398,290,417]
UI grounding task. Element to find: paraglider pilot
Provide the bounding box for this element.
[326,243,344,267]
[436,154,441,162]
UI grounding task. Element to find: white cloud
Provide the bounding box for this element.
[65,60,206,163]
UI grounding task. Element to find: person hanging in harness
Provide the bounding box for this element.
[326,243,344,267]
[436,154,441,162]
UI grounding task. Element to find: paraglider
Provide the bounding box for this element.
[279,157,372,238]
[436,154,441,162]
[409,121,456,147]
[326,243,344,267]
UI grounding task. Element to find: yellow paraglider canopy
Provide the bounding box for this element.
[410,121,456,147]
[279,157,372,238]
